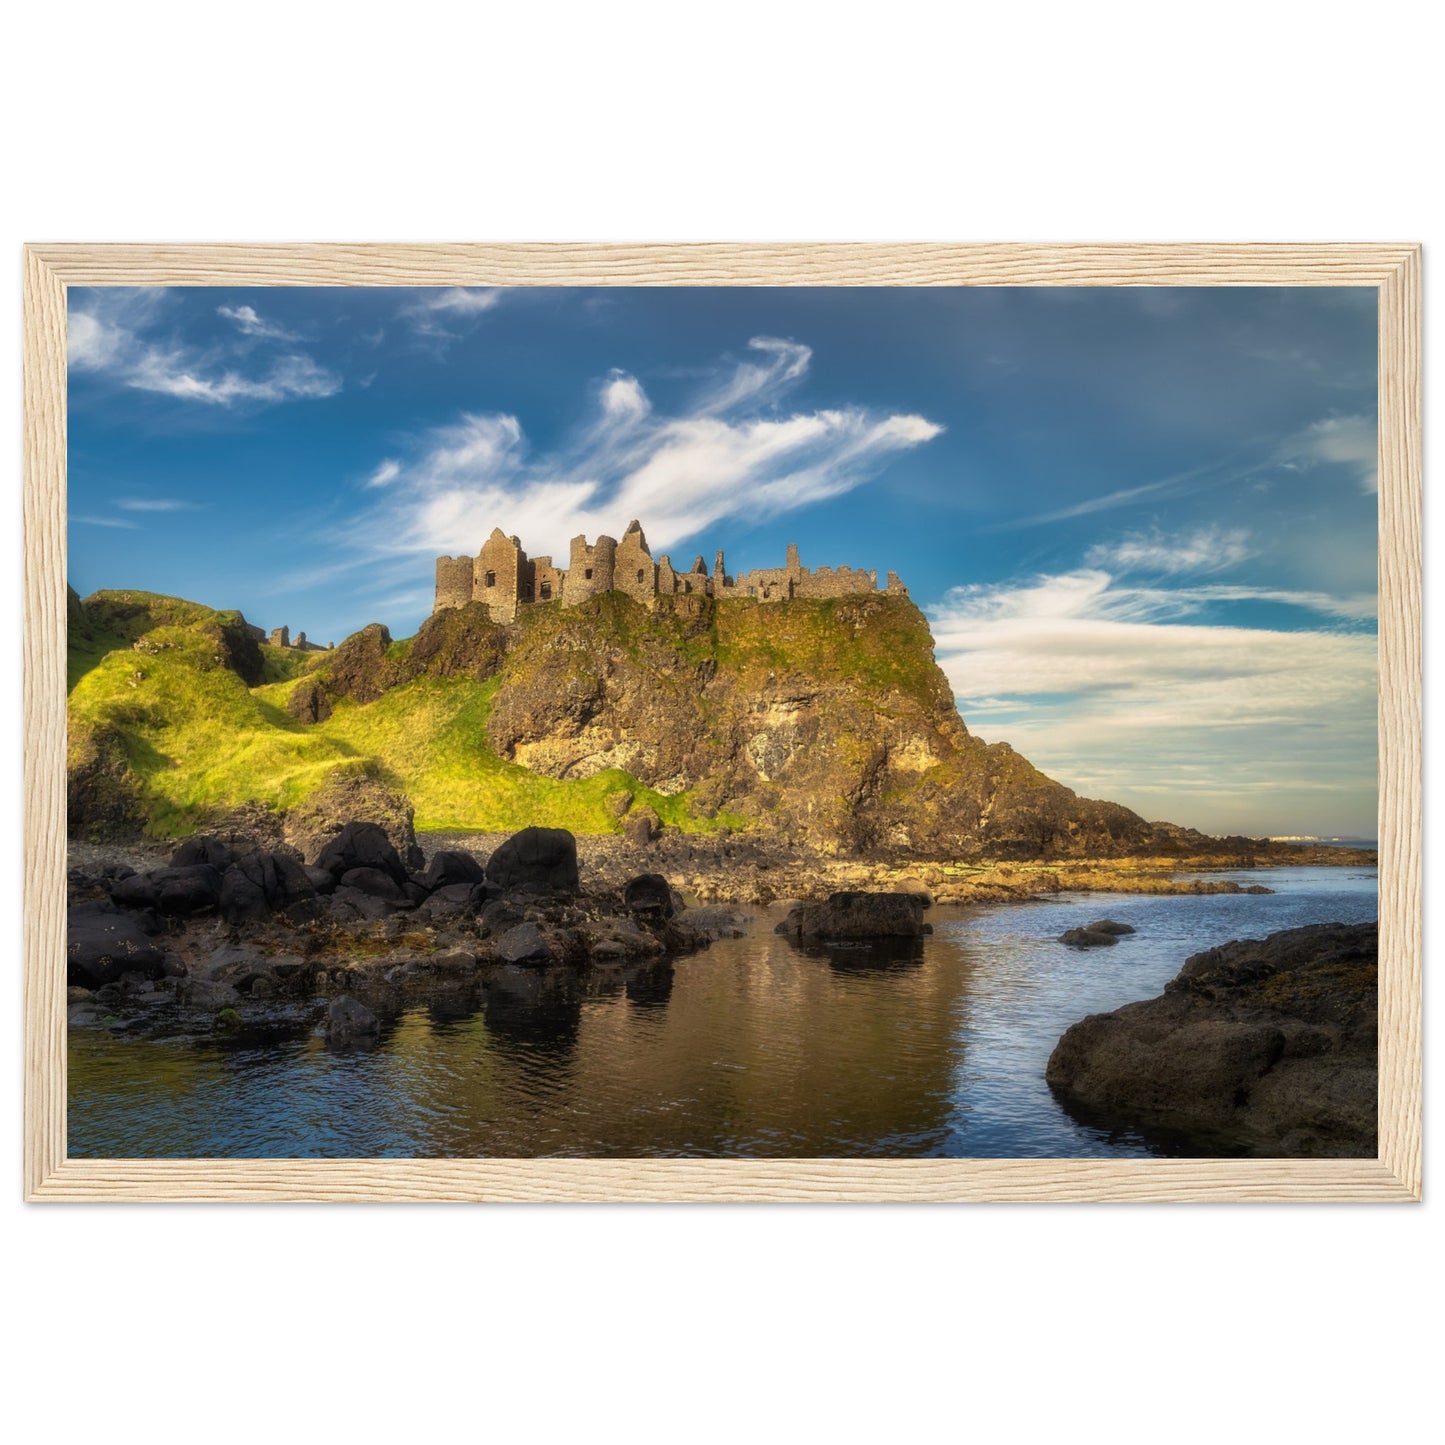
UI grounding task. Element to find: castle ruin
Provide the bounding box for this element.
[433,520,908,622]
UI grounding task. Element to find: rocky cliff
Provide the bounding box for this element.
[67,584,1232,855]
[271,589,1211,858]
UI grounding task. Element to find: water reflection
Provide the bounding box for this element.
[68,867,1378,1159]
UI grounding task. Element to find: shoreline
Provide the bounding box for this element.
[68,832,1376,909]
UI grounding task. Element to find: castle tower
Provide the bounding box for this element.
[475,528,528,623]
[563,532,617,606]
[615,519,656,605]
[434,555,475,612]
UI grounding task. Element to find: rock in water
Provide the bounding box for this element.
[1046,921,1378,1157]
[775,891,927,940]
[1059,927,1118,948]
[486,827,580,894]
[326,994,380,1045]
[1086,919,1135,935]
[623,873,676,919]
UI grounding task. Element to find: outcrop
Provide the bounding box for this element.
[1046,922,1378,1156]
[65,824,734,1044]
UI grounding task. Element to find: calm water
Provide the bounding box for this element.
[68,865,1378,1159]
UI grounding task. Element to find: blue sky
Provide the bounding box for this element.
[68,285,1378,838]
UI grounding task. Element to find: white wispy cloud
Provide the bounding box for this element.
[115,498,200,512]
[216,304,299,341]
[399,288,504,347]
[926,566,1377,831]
[1281,413,1378,494]
[1086,525,1253,575]
[68,291,341,408]
[347,336,943,563]
[74,514,141,530]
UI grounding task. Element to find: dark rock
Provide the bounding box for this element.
[303,864,337,895]
[326,887,395,923]
[68,907,167,988]
[314,822,409,886]
[219,851,317,922]
[170,835,237,871]
[402,881,430,906]
[775,891,927,941]
[1086,919,1135,935]
[417,882,482,921]
[113,864,224,917]
[1047,921,1378,1157]
[1059,927,1119,948]
[494,921,554,964]
[326,994,380,1044]
[486,827,580,894]
[623,873,676,919]
[338,866,408,902]
[418,849,486,891]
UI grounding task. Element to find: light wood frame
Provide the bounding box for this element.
[23,243,1422,1202]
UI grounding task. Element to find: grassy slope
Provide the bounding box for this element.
[69,591,720,838]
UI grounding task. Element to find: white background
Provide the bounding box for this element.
[1,4,1437,1441]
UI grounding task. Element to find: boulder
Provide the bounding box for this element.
[418,849,486,892]
[112,864,224,917]
[1047,921,1378,1157]
[338,866,408,902]
[68,906,167,988]
[1059,927,1118,948]
[303,864,337,895]
[219,851,317,923]
[314,821,409,886]
[493,921,554,964]
[326,994,380,1044]
[623,873,676,919]
[326,887,395,923]
[417,882,483,920]
[775,891,927,941]
[486,827,580,894]
[1086,919,1136,936]
[170,835,237,871]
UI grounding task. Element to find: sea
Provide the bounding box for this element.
[67,863,1378,1159]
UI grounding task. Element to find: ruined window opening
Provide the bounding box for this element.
[484,571,496,588]
[521,585,533,601]
[584,568,593,580]
[540,582,552,600]
[749,586,756,596]
[684,580,692,593]
[636,569,645,583]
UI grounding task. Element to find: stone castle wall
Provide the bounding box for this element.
[433,518,908,620]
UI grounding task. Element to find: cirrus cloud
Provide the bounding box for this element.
[345,336,943,565]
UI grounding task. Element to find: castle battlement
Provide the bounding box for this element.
[432,519,908,621]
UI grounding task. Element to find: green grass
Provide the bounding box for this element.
[68,592,738,839]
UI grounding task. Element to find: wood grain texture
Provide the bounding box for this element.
[25,241,1421,289]
[23,249,68,1202]
[22,243,1423,1203]
[1374,250,1423,1200]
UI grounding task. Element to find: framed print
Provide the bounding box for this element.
[23,243,1421,1201]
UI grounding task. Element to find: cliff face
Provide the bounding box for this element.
[484,592,1209,856]
[66,585,1211,857]
[302,590,1201,858]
